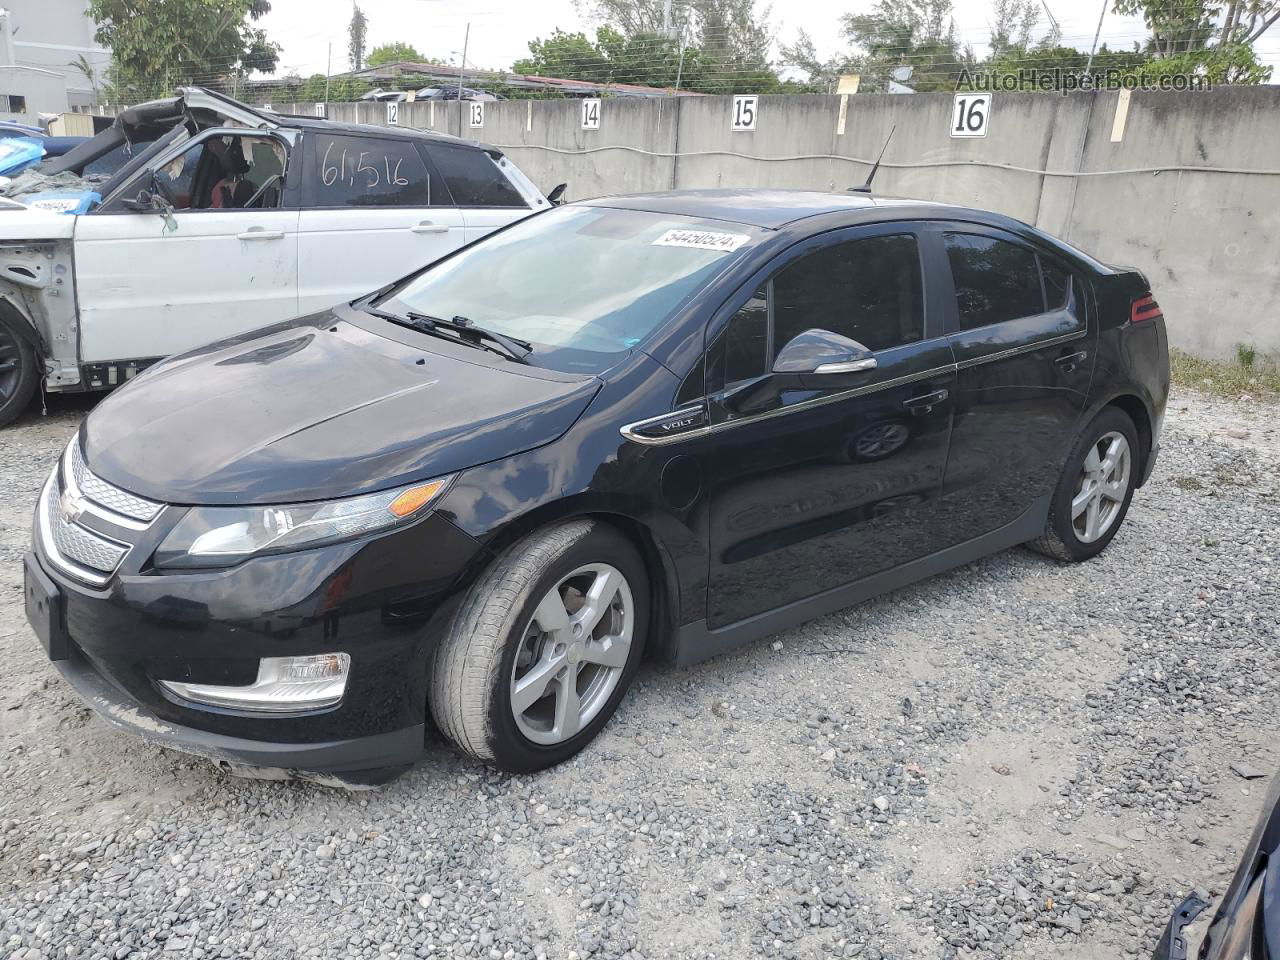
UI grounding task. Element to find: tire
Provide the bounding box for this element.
[0,309,39,429]
[1027,406,1140,563]
[429,519,649,772]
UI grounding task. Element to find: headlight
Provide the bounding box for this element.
[154,476,453,569]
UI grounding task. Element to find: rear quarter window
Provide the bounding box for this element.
[303,133,447,208]
[424,142,528,207]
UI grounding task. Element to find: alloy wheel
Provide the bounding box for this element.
[509,563,634,745]
[854,421,910,459]
[1072,430,1131,543]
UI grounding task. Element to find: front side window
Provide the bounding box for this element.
[381,206,759,374]
[149,134,286,210]
[944,233,1045,330]
[717,233,925,389]
[305,133,438,208]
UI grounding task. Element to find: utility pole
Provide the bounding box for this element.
[1085,0,1106,73]
[457,22,469,130]
[324,42,332,104]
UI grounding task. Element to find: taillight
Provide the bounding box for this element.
[1130,293,1163,324]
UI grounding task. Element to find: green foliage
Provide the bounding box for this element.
[348,3,368,72]
[255,72,371,104]
[88,0,279,100]
[366,42,426,68]
[513,24,788,94]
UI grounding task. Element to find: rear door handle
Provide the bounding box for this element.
[903,389,948,413]
[236,229,284,241]
[411,222,449,234]
[1054,350,1088,372]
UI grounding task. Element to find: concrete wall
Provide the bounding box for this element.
[274,86,1280,358]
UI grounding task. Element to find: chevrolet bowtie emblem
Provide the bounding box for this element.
[59,489,86,525]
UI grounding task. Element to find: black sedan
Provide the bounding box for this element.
[24,190,1170,784]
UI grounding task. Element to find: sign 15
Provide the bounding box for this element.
[470,101,485,128]
[951,93,991,138]
[581,98,601,130]
[732,95,757,131]
[386,101,399,126]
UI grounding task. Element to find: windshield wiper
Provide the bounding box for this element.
[410,312,533,362]
[361,302,531,364]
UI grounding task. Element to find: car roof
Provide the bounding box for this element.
[270,114,501,156]
[582,188,982,229]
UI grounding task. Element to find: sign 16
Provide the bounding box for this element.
[951,93,991,138]
[731,95,757,131]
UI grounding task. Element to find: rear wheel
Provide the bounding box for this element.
[0,309,38,428]
[1027,407,1139,562]
[429,520,648,772]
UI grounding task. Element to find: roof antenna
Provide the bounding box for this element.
[850,124,896,194]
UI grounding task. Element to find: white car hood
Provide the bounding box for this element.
[0,201,76,239]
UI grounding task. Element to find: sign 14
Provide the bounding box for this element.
[731,95,757,131]
[581,98,601,130]
[951,93,991,138]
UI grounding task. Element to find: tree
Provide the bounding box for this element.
[88,0,279,99]
[1112,0,1276,81]
[988,0,1040,56]
[68,53,101,103]
[840,0,972,91]
[366,42,426,67]
[348,3,368,71]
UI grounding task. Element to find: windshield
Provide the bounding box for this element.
[380,206,760,373]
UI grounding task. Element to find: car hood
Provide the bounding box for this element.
[0,201,76,236]
[82,313,600,505]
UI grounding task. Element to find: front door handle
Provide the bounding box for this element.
[1054,350,1088,372]
[411,221,449,234]
[903,389,949,413]
[236,228,284,241]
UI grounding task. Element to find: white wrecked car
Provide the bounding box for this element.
[0,87,550,426]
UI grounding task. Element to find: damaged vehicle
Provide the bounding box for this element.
[0,87,549,426]
[1154,771,1280,960]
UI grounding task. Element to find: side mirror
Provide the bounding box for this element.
[546,183,567,205]
[122,182,178,233]
[772,328,877,386]
[120,189,154,213]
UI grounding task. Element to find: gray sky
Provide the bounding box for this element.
[256,0,1280,80]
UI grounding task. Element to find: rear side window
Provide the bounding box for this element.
[425,142,527,207]
[1040,258,1071,310]
[304,133,442,208]
[945,233,1043,330]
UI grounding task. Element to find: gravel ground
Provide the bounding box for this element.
[0,387,1276,960]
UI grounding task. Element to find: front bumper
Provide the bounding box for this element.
[57,644,425,783]
[29,489,489,779]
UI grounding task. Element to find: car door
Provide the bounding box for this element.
[704,225,958,630]
[73,129,300,364]
[934,225,1097,542]
[422,141,535,243]
[295,132,465,316]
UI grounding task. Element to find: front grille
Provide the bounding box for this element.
[40,477,129,578]
[69,440,162,523]
[36,439,167,585]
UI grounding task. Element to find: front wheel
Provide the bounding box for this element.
[1027,407,1140,562]
[429,520,648,772]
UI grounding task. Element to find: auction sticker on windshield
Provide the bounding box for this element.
[652,229,751,253]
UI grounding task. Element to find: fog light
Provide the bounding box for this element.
[160,653,351,713]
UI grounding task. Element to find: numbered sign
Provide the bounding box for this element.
[951,93,991,138]
[581,98,601,130]
[469,101,485,128]
[314,102,326,117]
[262,103,272,112]
[386,101,399,126]
[731,95,757,131]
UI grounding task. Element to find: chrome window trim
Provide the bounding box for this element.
[712,363,956,434]
[953,329,1087,370]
